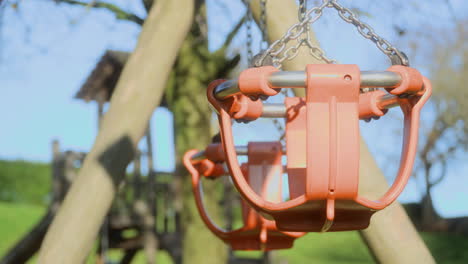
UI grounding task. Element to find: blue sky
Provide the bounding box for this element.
[0,0,466,217]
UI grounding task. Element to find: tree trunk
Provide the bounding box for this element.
[167,23,232,264]
[250,1,435,263]
[37,1,195,263]
[420,164,443,231]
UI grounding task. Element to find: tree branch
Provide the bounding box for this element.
[444,0,459,25]
[420,114,448,162]
[55,0,144,25]
[429,160,447,188]
[220,14,246,50]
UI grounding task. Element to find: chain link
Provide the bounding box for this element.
[328,0,409,66]
[271,118,286,143]
[259,0,268,51]
[259,2,335,68]
[259,0,409,68]
[298,0,307,22]
[243,0,254,65]
[256,0,410,136]
[259,0,293,99]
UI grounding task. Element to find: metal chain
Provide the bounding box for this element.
[258,0,287,137]
[298,0,309,41]
[259,0,409,68]
[271,118,286,143]
[100,217,109,263]
[259,1,334,68]
[327,0,409,66]
[259,0,268,51]
[244,0,254,65]
[298,0,307,22]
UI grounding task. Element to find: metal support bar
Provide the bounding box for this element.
[214,71,402,100]
[360,71,402,88]
[192,146,246,160]
[214,80,239,100]
[193,145,286,161]
[377,94,400,109]
[268,71,305,88]
[262,104,287,117]
[259,94,400,118]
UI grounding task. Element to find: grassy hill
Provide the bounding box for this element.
[0,202,46,256]
[1,201,468,264]
[0,160,50,205]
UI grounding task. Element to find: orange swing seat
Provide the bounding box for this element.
[207,64,432,232]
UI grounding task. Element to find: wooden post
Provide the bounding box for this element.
[97,101,104,129]
[163,189,170,233]
[119,248,138,264]
[250,1,435,263]
[146,124,157,219]
[143,122,158,264]
[37,1,195,262]
[132,146,158,264]
[51,140,63,210]
[133,150,142,200]
[133,199,158,264]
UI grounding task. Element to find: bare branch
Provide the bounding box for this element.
[420,115,448,161]
[219,14,246,50]
[429,160,447,188]
[444,0,459,25]
[55,0,144,25]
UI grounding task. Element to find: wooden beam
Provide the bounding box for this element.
[37,0,195,263]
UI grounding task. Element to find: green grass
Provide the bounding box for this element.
[421,232,468,264]
[277,232,373,263]
[0,202,46,256]
[1,201,468,264]
[0,160,51,205]
[235,231,468,264]
[85,248,173,264]
[0,201,173,264]
[233,232,372,263]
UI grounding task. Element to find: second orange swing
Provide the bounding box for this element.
[184,142,305,250]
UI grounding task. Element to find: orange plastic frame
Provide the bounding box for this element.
[207,64,432,232]
[183,142,304,250]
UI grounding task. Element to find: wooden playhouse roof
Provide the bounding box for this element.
[75,50,130,103]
